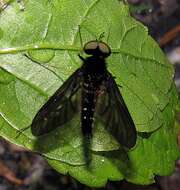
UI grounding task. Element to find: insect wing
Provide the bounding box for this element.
[31,69,82,136]
[96,73,137,148]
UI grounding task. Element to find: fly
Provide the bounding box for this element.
[31,39,137,148]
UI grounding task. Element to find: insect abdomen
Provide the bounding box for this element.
[81,79,96,137]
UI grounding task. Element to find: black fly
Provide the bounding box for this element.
[31,40,137,149]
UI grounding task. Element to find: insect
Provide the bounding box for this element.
[31,39,137,149]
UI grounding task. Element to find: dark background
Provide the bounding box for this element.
[0,0,180,189]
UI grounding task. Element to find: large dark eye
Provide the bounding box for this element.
[84,41,98,55]
[98,41,111,57]
[84,41,111,58]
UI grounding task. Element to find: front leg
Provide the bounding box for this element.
[78,54,86,62]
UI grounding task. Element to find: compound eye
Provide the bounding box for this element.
[98,42,111,57]
[83,41,98,55]
[83,41,111,58]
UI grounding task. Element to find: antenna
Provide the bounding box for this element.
[107,23,111,44]
[98,32,105,41]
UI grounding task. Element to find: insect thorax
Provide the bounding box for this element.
[82,56,107,76]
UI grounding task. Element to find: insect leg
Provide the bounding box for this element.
[78,54,86,63]
[16,125,31,138]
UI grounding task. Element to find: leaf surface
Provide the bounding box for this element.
[0,0,179,187]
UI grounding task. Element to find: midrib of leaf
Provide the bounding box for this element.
[0,44,171,70]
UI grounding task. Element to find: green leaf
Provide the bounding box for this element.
[0,0,179,187]
[48,84,180,187]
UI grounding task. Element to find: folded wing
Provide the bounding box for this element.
[31,69,82,136]
[96,72,137,148]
